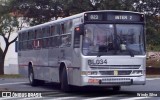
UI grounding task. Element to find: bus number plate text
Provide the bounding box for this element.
[88,59,107,65]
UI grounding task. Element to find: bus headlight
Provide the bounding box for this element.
[81,71,98,75]
[131,70,142,75]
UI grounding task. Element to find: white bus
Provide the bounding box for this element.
[17,10,146,92]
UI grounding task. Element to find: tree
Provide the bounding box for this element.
[0,0,25,75]
[134,0,160,50]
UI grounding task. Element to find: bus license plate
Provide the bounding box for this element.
[88,59,107,65]
[114,70,118,76]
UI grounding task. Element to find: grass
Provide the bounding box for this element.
[0,74,22,78]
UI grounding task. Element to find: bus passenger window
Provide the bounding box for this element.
[56,24,61,35]
[43,38,49,48]
[49,37,53,47]
[42,28,46,37]
[47,27,50,37]
[61,24,65,34]
[51,26,55,35]
[38,29,43,38]
[23,41,27,50]
[27,41,32,50]
[28,31,32,40]
[23,32,28,41]
[35,30,37,39]
[53,36,61,47]
[61,35,71,47]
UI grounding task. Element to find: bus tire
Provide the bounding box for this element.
[113,86,121,91]
[28,66,44,86]
[60,67,70,92]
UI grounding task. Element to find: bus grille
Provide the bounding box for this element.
[99,70,132,75]
[100,78,132,85]
[91,65,141,69]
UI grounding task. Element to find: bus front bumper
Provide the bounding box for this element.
[81,75,146,86]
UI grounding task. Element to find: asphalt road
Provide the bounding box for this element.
[0,78,160,100]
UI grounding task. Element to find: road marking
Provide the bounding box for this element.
[120,97,151,100]
[82,94,125,100]
[22,97,44,100]
[0,97,22,100]
[42,91,61,95]
[0,82,27,86]
[44,93,71,97]
[45,96,78,100]
[146,78,160,80]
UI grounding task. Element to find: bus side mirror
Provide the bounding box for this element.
[74,24,84,48]
[15,41,18,52]
[74,24,84,36]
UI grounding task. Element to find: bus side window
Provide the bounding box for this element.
[35,30,38,39]
[61,23,65,34]
[25,32,27,40]
[23,41,27,50]
[28,31,31,40]
[42,38,49,48]
[49,37,54,47]
[38,28,43,38]
[56,24,61,35]
[42,28,46,38]
[28,40,32,50]
[46,27,50,37]
[23,32,27,41]
[51,25,55,36]
[32,31,35,40]
[39,39,43,48]
[61,34,71,47]
[53,36,61,47]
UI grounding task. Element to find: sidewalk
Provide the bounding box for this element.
[146,75,160,78]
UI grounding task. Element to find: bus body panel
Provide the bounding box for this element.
[18,10,146,88]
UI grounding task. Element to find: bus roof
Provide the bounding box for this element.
[84,10,144,14]
[18,10,143,33]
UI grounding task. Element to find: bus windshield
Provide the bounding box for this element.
[82,24,145,56]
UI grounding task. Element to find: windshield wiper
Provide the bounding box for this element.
[126,45,134,57]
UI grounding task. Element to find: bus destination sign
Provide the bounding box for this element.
[85,12,144,22]
[107,13,143,22]
[87,14,103,21]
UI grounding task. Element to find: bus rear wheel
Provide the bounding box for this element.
[60,67,70,92]
[28,66,44,86]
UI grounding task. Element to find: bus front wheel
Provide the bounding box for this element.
[60,67,70,92]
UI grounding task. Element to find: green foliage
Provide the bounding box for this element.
[0,0,22,75]
[0,14,19,35]
[6,0,160,51]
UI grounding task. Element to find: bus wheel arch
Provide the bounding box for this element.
[28,62,37,86]
[28,62,44,86]
[59,62,70,92]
